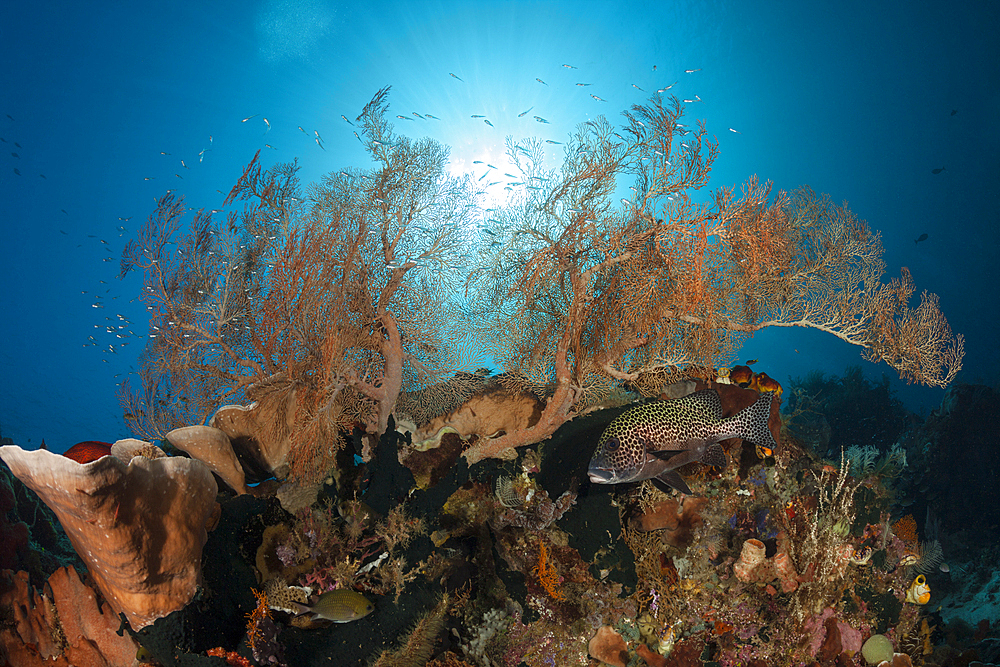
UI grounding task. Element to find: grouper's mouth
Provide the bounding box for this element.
[588,467,614,484]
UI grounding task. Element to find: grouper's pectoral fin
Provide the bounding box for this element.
[648,449,686,462]
[651,470,693,496]
[700,442,726,468]
[649,443,725,467]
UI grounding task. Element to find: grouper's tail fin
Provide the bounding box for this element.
[732,392,778,456]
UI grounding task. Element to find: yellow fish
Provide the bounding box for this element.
[291,590,374,623]
[905,574,930,605]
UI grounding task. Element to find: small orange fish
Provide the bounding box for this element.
[62,441,112,464]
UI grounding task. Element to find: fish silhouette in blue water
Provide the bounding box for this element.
[915,233,929,245]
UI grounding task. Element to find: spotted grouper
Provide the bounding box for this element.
[588,389,776,495]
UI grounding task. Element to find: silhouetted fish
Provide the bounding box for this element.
[931,167,945,174]
[915,233,928,244]
[62,441,112,464]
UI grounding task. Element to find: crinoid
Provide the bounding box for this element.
[495,475,523,508]
[914,539,943,574]
[845,445,878,478]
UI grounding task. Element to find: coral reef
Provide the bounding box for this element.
[46,87,971,667]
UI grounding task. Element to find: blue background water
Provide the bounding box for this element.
[1,1,996,452]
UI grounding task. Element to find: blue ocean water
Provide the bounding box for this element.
[0,0,996,452]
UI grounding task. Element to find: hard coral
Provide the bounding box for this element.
[0,441,220,629]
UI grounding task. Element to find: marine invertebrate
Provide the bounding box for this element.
[121,87,484,481]
[587,626,628,667]
[368,594,449,666]
[533,542,565,601]
[0,471,29,570]
[495,475,524,508]
[0,441,219,629]
[0,567,139,666]
[165,424,249,493]
[733,538,767,583]
[892,514,918,544]
[912,539,943,574]
[779,453,864,620]
[246,588,271,654]
[208,399,295,480]
[773,551,799,592]
[206,647,253,667]
[461,97,961,464]
[630,495,708,550]
[861,634,894,665]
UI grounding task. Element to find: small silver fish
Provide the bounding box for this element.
[536,78,547,85]
[590,94,606,102]
[449,72,464,82]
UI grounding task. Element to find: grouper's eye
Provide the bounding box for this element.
[605,437,619,452]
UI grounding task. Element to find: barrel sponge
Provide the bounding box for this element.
[0,442,219,630]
